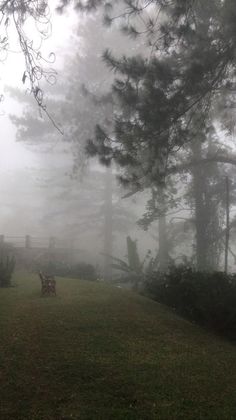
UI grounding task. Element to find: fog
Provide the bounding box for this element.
[0,7,70,227]
[0,5,156,276]
[2,2,236,418]
[1,2,236,276]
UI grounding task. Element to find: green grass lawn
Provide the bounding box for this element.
[1,273,236,419]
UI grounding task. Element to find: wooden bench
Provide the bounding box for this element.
[39,271,56,296]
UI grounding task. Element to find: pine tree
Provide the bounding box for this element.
[12,1,236,271]
[77,1,236,184]
[78,0,236,270]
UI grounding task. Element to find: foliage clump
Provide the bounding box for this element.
[65,262,97,281]
[37,260,98,282]
[111,236,155,290]
[145,265,236,341]
[0,256,15,288]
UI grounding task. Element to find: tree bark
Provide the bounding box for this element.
[191,139,224,271]
[191,141,209,271]
[224,176,230,273]
[103,166,113,281]
[158,213,169,271]
[168,154,236,176]
[157,187,169,271]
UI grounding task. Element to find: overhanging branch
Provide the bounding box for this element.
[168,155,236,175]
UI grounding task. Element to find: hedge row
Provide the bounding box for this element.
[144,265,236,341]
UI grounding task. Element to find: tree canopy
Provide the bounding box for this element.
[7,0,236,272]
[61,0,236,188]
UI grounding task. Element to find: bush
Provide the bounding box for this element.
[36,261,97,281]
[67,263,97,281]
[0,256,15,287]
[144,265,236,340]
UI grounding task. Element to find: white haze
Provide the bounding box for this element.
[0,4,157,272]
[0,4,77,235]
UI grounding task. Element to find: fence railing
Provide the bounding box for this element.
[0,235,71,250]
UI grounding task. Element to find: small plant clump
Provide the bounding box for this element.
[0,256,15,288]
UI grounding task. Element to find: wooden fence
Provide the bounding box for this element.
[0,235,84,267]
[0,235,70,250]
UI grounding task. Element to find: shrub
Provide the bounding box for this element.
[36,260,97,281]
[110,237,158,290]
[144,265,236,340]
[67,263,97,281]
[0,256,16,287]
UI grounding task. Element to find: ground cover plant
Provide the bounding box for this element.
[1,272,236,419]
[0,256,15,288]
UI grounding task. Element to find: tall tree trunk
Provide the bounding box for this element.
[157,187,169,271]
[103,166,113,281]
[224,176,230,273]
[190,140,222,271]
[191,141,209,271]
[158,213,169,271]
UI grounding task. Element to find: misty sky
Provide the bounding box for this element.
[1,4,76,170]
[0,4,77,236]
[0,3,156,261]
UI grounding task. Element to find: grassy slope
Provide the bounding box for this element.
[0,273,236,420]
